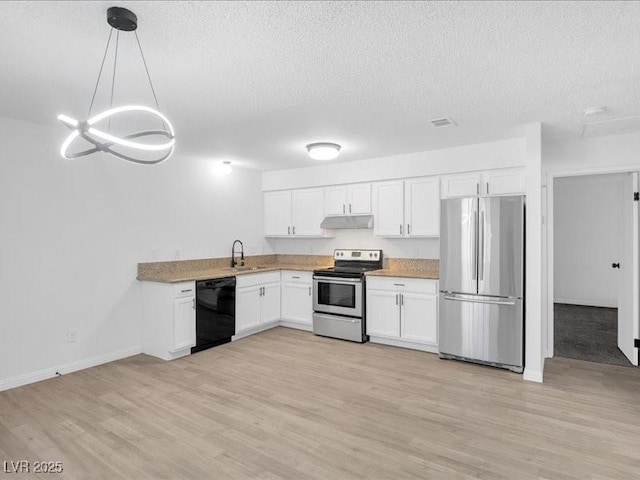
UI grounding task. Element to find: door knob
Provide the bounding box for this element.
[612,263,620,269]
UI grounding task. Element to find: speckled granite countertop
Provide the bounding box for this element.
[137,255,333,283]
[367,258,439,280]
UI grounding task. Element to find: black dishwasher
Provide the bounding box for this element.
[191,277,236,354]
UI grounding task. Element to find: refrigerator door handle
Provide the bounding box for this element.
[472,209,478,281]
[443,294,516,306]
[479,210,485,281]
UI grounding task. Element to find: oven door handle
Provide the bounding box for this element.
[313,276,362,284]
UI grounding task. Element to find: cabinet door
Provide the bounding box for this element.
[405,177,440,237]
[373,181,404,237]
[292,188,324,236]
[324,186,347,216]
[400,292,438,344]
[348,183,372,214]
[264,191,292,236]
[262,282,281,324]
[366,290,400,338]
[236,285,262,332]
[482,169,525,196]
[441,173,481,199]
[281,282,312,324]
[173,296,196,351]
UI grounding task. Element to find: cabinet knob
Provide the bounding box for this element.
[612,263,620,269]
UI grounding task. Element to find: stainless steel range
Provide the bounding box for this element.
[313,249,383,343]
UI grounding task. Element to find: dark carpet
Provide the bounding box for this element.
[554,303,632,367]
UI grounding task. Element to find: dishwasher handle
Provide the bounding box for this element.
[198,277,236,289]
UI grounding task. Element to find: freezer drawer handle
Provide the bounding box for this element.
[443,295,516,306]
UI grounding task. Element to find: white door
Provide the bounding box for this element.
[236,285,262,332]
[618,172,639,365]
[324,186,347,216]
[292,188,324,236]
[264,191,292,236]
[405,177,440,237]
[400,292,438,344]
[281,282,312,324]
[367,290,400,338]
[262,282,282,324]
[348,183,372,214]
[172,296,196,351]
[373,181,405,237]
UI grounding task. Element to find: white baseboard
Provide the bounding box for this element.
[0,346,142,393]
[232,321,280,341]
[279,320,313,332]
[523,368,543,383]
[369,336,439,354]
[554,298,616,309]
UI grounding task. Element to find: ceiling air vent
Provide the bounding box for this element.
[430,117,456,127]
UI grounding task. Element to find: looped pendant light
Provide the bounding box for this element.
[57,7,175,165]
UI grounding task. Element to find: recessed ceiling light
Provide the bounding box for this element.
[306,142,341,161]
[214,160,232,175]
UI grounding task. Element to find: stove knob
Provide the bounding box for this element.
[369,252,373,257]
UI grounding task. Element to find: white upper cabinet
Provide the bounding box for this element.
[324,185,348,216]
[264,188,326,237]
[324,183,371,216]
[404,177,440,237]
[442,169,525,198]
[373,178,439,237]
[264,191,292,236]
[482,169,525,196]
[373,181,405,237]
[348,183,372,214]
[441,173,482,198]
[292,188,324,236]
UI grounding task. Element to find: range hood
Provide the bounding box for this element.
[320,215,374,230]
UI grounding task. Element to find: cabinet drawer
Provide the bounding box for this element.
[173,282,195,298]
[281,270,312,283]
[236,271,281,288]
[366,276,438,294]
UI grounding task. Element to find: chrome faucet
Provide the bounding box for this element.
[231,239,244,267]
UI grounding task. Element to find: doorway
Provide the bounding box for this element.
[551,172,638,367]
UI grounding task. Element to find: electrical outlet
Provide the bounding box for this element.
[66,329,78,343]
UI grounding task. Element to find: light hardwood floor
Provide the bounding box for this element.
[1,327,639,479]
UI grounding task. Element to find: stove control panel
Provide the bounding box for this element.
[333,249,382,261]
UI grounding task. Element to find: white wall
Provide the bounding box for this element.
[553,174,623,307]
[0,116,268,389]
[263,137,526,191]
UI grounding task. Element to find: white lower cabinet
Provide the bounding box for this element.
[142,281,196,361]
[280,271,313,330]
[366,276,438,352]
[235,272,281,337]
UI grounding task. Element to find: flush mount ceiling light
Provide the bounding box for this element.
[306,142,341,161]
[57,7,175,165]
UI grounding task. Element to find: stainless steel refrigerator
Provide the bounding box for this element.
[439,195,524,373]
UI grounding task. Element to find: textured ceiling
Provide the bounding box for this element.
[1,1,639,169]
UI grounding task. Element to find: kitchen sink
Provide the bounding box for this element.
[222,266,271,273]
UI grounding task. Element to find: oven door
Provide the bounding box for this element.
[313,276,363,318]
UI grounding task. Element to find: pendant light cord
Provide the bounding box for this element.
[87,28,114,117]
[134,30,161,111]
[109,30,120,132]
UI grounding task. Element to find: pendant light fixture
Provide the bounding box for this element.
[57,7,175,165]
